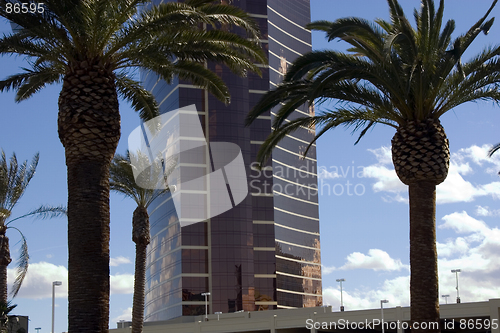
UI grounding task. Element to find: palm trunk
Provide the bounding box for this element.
[59,59,120,333]
[132,243,147,333]
[0,227,11,305]
[66,160,113,333]
[131,207,150,333]
[409,181,440,333]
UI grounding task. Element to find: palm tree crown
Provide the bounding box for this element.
[247,0,500,331]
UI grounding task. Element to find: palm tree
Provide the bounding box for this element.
[246,0,500,330]
[0,150,66,305]
[0,1,265,331]
[109,151,170,333]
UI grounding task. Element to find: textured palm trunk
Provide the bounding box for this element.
[58,59,120,333]
[409,182,439,332]
[0,226,11,305]
[131,206,150,333]
[392,119,449,333]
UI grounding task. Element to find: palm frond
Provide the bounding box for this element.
[14,63,63,101]
[198,3,260,40]
[8,227,28,298]
[6,205,67,226]
[171,61,230,103]
[488,143,500,157]
[0,62,63,101]
[0,150,39,213]
[115,72,159,122]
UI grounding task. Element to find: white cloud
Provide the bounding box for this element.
[436,237,470,258]
[8,262,134,299]
[362,147,406,197]
[475,205,490,216]
[112,307,132,324]
[110,274,134,295]
[321,265,336,275]
[439,211,490,234]
[363,164,406,193]
[362,145,500,204]
[454,144,500,175]
[110,256,132,267]
[339,249,408,271]
[368,146,393,165]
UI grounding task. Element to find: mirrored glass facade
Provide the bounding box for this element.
[142,0,321,322]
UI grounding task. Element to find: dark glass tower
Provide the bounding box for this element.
[142,0,321,322]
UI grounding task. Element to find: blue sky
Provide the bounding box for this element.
[1,1,500,332]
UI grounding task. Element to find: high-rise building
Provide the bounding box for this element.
[141,0,321,322]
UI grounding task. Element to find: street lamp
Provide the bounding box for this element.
[380,299,389,333]
[201,292,210,320]
[52,281,62,333]
[442,294,450,304]
[35,328,41,333]
[336,278,345,311]
[451,269,461,303]
[215,311,222,321]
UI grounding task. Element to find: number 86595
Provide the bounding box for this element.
[5,2,45,14]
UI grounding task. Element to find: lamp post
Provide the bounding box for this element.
[201,292,210,320]
[52,281,62,333]
[451,269,461,303]
[380,299,389,333]
[336,278,345,311]
[215,311,222,321]
[35,328,41,333]
[442,294,450,304]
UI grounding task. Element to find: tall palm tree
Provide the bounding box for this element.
[0,150,66,305]
[246,0,500,331]
[110,151,170,333]
[0,1,265,331]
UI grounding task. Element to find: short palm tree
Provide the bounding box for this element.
[0,150,66,305]
[110,151,170,333]
[247,0,500,330]
[0,0,265,331]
